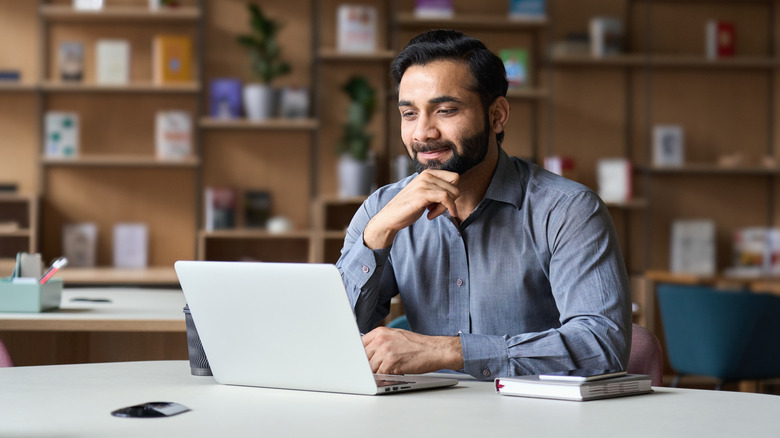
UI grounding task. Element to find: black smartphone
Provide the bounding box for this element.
[538,369,627,382]
[111,402,190,418]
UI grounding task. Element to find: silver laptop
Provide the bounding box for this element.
[174,261,458,395]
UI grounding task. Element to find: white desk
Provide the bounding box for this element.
[0,288,186,332]
[1,360,779,438]
[0,289,187,365]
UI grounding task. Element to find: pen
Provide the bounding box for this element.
[40,257,68,285]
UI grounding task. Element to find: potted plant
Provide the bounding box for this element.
[236,3,291,120]
[336,76,376,198]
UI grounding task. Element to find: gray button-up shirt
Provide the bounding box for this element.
[337,148,631,379]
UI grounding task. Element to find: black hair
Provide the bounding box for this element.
[390,29,508,145]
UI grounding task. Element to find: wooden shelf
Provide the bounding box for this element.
[551,54,777,69]
[41,155,200,168]
[199,117,318,131]
[41,81,200,94]
[396,12,548,30]
[646,164,780,175]
[605,199,649,209]
[506,88,549,100]
[199,229,314,239]
[0,83,37,92]
[57,266,180,286]
[39,5,201,22]
[550,54,648,67]
[318,48,396,62]
[0,229,31,238]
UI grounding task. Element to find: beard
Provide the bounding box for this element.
[407,120,491,175]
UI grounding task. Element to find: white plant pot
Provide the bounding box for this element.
[242,84,275,121]
[338,154,374,198]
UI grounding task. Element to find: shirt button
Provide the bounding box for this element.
[362,265,370,274]
[456,278,463,286]
[482,369,491,377]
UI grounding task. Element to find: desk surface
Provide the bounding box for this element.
[1,360,779,437]
[0,288,186,332]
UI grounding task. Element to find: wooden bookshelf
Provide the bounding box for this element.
[395,12,549,30]
[40,81,201,93]
[317,48,396,62]
[199,117,318,131]
[41,155,200,167]
[39,4,200,22]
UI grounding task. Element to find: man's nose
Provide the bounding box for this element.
[412,113,439,143]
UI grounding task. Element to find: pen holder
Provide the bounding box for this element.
[0,277,63,312]
[183,304,212,376]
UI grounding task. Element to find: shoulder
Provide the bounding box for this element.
[520,158,600,209]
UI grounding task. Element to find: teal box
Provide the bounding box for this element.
[0,278,63,312]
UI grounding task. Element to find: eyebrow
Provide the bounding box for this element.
[398,95,464,107]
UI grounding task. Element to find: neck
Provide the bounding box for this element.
[452,143,499,222]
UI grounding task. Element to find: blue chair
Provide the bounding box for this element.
[657,283,780,390]
[386,314,410,330]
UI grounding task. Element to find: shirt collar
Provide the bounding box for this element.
[483,147,526,210]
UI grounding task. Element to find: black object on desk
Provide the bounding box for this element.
[111,402,190,418]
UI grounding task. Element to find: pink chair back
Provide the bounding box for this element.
[0,339,13,367]
[628,323,663,386]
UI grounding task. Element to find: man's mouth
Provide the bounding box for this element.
[414,143,453,161]
[417,148,451,161]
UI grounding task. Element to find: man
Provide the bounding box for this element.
[336,30,631,380]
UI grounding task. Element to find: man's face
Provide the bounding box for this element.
[398,60,490,175]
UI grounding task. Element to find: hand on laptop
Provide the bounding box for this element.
[362,327,464,375]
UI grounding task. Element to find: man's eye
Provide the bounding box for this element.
[438,108,457,115]
[402,111,417,119]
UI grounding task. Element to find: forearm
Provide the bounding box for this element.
[460,319,627,379]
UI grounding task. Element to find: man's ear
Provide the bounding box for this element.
[489,97,510,134]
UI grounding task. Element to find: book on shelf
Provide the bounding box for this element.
[96,39,130,85]
[73,0,103,10]
[589,17,623,57]
[113,223,148,269]
[337,4,378,53]
[209,78,243,119]
[153,34,194,84]
[0,70,21,82]
[244,190,272,228]
[58,42,84,82]
[149,0,181,10]
[544,156,575,181]
[279,86,310,119]
[706,20,735,60]
[414,0,454,18]
[550,33,590,57]
[63,222,98,268]
[495,374,653,401]
[44,111,80,158]
[155,111,192,160]
[204,187,236,232]
[670,219,716,276]
[500,48,530,89]
[729,227,780,277]
[508,0,546,21]
[597,158,632,204]
[652,125,685,167]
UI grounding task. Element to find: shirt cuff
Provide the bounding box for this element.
[460,333,510,380]
[342,233,391,287]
